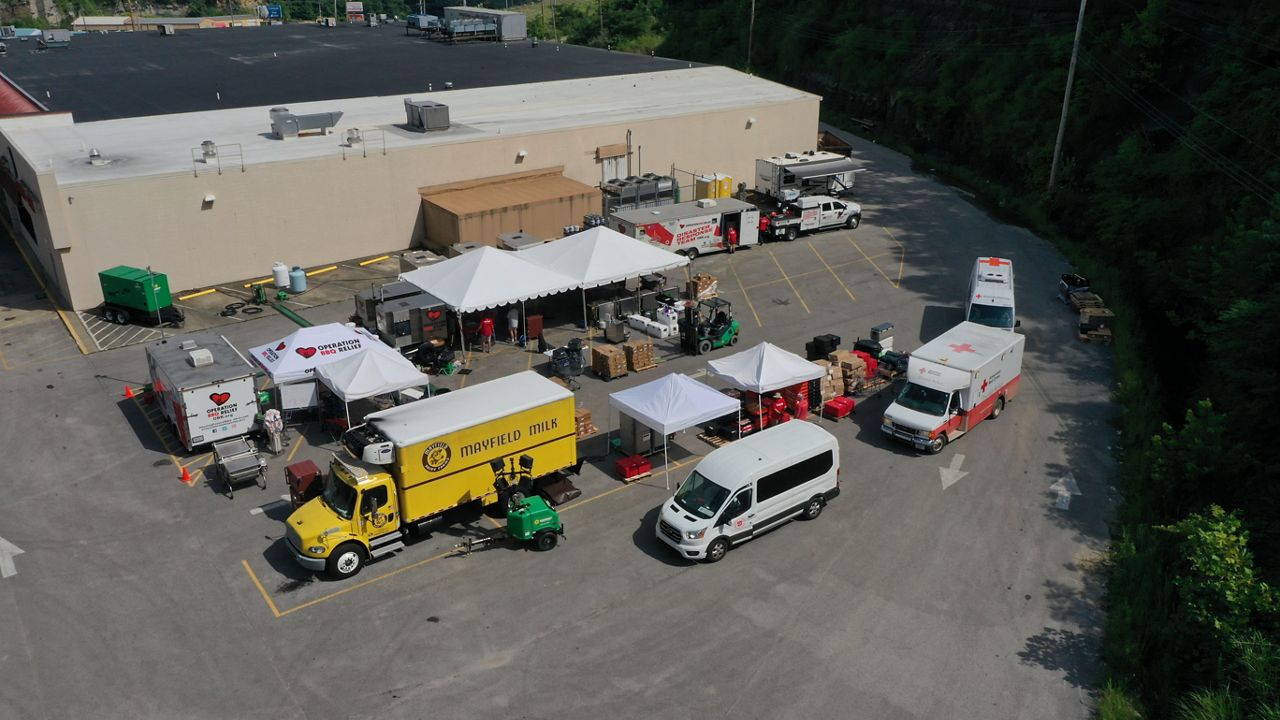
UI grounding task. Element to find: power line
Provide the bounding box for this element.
[1080,53,1279,207]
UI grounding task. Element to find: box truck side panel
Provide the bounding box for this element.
[964,336,1024,430]
[396,396,577,522]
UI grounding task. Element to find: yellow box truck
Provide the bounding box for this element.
[285,371,577,579]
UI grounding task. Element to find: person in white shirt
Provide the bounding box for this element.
[507,306,520,344]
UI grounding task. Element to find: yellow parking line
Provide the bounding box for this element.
[277,548,457,618]
[849,231,897,289]
[305,265,338,277]
[131,396,185,470]
[727,256,763,328]
[808,243,857,303]
[241,560,283,618]
[181,453,213,469]
[358,255,390,267]
[882,227,905,287]
[286,432,308,463]
[5,226,89,355]
[0,347,9,371]
[766,249,811,314]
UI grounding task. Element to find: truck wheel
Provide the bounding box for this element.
[785,227,798,242]
[326,543,366,579]
[685,248,699,261]
[534,530,559,551]
[927,434,947,455]
[846,215,861,229]
[703,537,730,564]
[115,308,131,325]
[991,396,1005,419]
[697,339,712,355]
[800,496,824,520]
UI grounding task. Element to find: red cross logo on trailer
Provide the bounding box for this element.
[949,343,977,353]
[982,257,1010,267]
[981,378,990,392]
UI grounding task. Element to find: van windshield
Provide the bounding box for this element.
[673,471,731,520]
[967,303,1014,329]
[896,382,950,417]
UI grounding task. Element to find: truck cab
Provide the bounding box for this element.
[764,195,862,241]
[965,257,1017,330]
[882,367,971,454]
[285,455,403,580]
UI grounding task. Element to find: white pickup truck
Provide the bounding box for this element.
[761,195,861,241]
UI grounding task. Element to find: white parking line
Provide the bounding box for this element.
[249,495,293,515]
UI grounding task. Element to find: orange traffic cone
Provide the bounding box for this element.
[123,385,134,399]
[180,466,192,484]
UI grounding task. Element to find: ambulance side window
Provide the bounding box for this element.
[948,392,961,415]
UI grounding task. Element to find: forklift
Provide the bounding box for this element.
[680,297,740,355]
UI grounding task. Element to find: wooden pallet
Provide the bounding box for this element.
[630,362,657,372]
[697,432,731,448]
[1069,291,1106,310]
[621,471,651,484]
[575,424,599,440]
[1079,329,1113,345]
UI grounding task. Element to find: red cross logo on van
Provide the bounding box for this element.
[982,258,1010,266]
[981,378,990,392]
[950,343,977,353]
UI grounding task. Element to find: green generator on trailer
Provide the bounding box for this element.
[98,265,185,326]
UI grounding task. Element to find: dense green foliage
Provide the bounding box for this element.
[648,0,1280,715]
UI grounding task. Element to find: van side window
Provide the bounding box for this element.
[757,450,834,502]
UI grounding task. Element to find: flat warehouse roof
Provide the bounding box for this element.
[0,24,693,122]
[1,66,818,187]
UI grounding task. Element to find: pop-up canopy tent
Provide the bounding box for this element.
[248,323,384,385]
[522,226,689,333]
[314,344,431,425]
[609,373,741,487]
[706,341,825,393]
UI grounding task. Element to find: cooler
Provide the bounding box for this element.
[286,459,322,509]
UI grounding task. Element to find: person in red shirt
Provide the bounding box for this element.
[479,315,495,353]
[727,225,738,253]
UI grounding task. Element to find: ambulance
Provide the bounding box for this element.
[881,322,1024,454]
[965,256,1018,330]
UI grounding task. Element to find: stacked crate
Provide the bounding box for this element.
[687,273,718,301]
[623,340,656,371]
[1078,307,1115,344]
[828,350,867,392]
[591,345,628,379]
[814,359,845,401]
[574,408,597,439]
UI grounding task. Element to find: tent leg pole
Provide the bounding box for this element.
[521,300,527,349]
[457,313,467,359]
[345,402,350,429]
[664,442,669,491]
[582,289,589,348]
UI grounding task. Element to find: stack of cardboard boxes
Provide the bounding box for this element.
[688,273,718,301]
[591,345,628,379]
[574,408,596,439]
[814,359,845,402]
[623,340,656,372]
[827,349,867,393]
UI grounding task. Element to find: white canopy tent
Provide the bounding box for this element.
[399,246,579,355]
[314,345,432,426]
[609,373,741,488]
[705,341,825,393]
[248,323,385,385]
[522,226,690,334]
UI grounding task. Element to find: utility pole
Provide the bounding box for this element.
[1048,0,1088,194]
[598,0,604,41]
[550,0,558,42]
[746,0,756,73]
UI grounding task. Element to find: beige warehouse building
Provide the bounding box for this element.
[0,26,820,311]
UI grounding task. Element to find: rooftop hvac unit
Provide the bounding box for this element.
[404,99,450,132]
[187,348,214,367]
[268,107,343,140]
[160,24,176,35]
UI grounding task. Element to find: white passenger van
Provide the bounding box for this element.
[656,422,840,563]
[965,256,1018,330]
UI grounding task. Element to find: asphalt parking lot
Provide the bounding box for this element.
[0,132,1113,719]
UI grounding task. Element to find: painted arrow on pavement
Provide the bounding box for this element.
[1049,472,1081,509]
[0,536,24,579]
[939,454,968,490]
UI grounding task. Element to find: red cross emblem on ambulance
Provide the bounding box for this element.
[981,378,990,392]
[950,343,977,353]
[982,257,1010,267]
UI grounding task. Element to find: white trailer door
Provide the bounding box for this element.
[184,376,258,448]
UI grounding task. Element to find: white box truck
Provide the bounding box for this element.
[965,256,1018,330]
[146,334,260,451]
[881,322,1024,454]
[611,198,759,260]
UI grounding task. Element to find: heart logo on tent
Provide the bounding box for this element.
[210,392,231,406]
[296,347,317,359]
[275,342,286,351]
